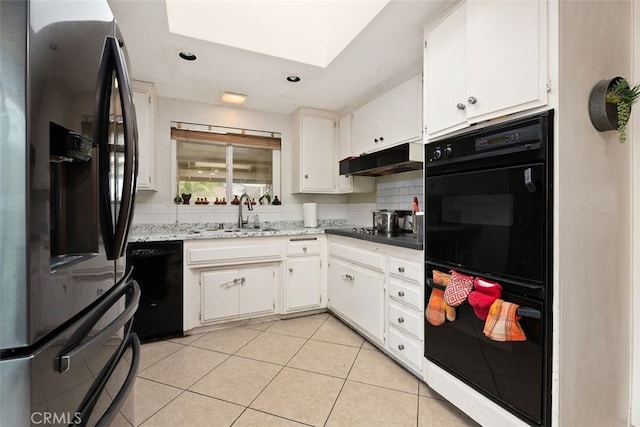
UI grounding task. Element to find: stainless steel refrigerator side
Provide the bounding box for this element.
[0,0,29,350]
[0,357,31,426]
[1,0,138,424]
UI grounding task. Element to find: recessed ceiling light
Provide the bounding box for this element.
[221,92,247,105]
[286,75,301,83]
[179,51,197,61]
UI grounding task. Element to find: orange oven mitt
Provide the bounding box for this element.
[425,270,456,326]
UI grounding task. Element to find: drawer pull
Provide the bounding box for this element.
[397,317,405,323]
[397,291,405,297]
[289,268,293,273]
[398,267,405,273]
[343,273,354,281]
[398,344,405,351]
[303,247,307,252]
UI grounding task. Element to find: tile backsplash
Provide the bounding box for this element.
[376,172,424,211]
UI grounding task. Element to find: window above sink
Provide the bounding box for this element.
[171,122,281,205]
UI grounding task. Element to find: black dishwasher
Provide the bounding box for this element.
[127,241,183,342]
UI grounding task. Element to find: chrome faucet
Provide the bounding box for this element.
[238,193,253,228]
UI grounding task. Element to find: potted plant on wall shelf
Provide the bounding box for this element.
[589,77,640,143]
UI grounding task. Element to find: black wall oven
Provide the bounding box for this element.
[424,111,553,425]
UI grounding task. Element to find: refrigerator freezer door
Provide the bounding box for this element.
[0,0,28,350]
[0,275,139,426]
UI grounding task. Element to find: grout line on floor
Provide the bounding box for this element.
[137,341,186,373]
[230,315,335,425]
[320,337,364,426]
[135,387,188,426]
[230,407,316,427]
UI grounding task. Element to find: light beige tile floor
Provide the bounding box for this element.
[134,313,479,427]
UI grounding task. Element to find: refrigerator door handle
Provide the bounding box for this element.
[95,333,139,426]
[94,36,139,261]
[75,332,140,427]
[55,277,140,373]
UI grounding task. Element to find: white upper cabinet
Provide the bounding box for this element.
[131,81,157,190]
[291,108,337,193]
[351,73,423,156]
[424,0,548,139]
[336,113,375,194]
[424,5,467,137]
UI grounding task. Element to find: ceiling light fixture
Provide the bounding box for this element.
[221,91,247,105]
[286,75,301,83]
[179,51,197,61]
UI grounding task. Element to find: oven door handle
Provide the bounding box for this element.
[427,278,541,319]
[426,278,447,291]
[524,167,537,192]
[516,307,541,319]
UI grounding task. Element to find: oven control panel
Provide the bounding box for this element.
[426,121,543,165]
[475,124,539,151]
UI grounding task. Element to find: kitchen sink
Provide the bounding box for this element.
[188,227,278,235]
[233,227,278,232]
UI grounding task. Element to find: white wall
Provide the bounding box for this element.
[556,1,632,425]
[133,97,356,225]
[631,1,639,425]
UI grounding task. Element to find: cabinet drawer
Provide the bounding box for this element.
[328,242,384,271]
[286,240,320,256]
[389,257,422,283]
[388,301,422,339]
[188,244,282,266]
[388,326,423,369]
[388,279,422,310]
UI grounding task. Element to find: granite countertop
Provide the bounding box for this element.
[128,223,325,243]
[128,221,423,250]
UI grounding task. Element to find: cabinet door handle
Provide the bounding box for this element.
[398,344,405,351]
[304,174,309,179]
[374,138,379,143]
[398,267,405,273]
[289,268,293,273]
[397,317,405,323]
[398,291,405,297]
[379,136,384,141]
[456,103,466,110]
[467,96,477,105]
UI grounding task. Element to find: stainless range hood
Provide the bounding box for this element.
[339,143,423,177]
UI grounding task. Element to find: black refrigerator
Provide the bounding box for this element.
[0,0,140,425]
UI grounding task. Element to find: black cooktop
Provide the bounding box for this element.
[324,227,423,250]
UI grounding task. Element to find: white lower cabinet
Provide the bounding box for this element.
[327,237,424,374]
[285,238,324,312]
[385,255,424,372]
[388,325,423,369]
[286,257,321,311]
[201,264,276,322]
[328,240,385,344]
[327,257,352,316]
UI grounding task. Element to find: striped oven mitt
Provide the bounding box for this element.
[443,270,474,307]
[425,270,456,326]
